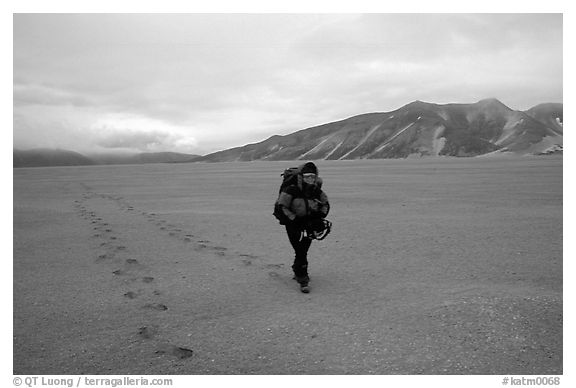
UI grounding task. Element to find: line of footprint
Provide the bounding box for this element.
[89,190,288,279]
[78,186,303,289]
[73,186,194,360]
[74,183,311,361]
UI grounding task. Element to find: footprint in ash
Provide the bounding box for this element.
[124,291,139,299]
[143,303,168,311]
[96,253,115,263]
[155,344,194,359]
[125,258,142,268]
[265,263,285,269]
[212,246,228,256]
[137,325,159,339]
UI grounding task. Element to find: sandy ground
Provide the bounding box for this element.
[13,156,562,375]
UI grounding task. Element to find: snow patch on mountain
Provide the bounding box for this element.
[438,109,449,121]
[299,135,334,159]
[556,117,563,127]
[372,121,416,154]
[339,123,383,159]
[432,126,446,155]
[496,114,524,145]
[325,141,344,159]
[526,135,563,155]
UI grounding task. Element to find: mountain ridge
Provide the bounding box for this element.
[14,99,563,167]
[196,99,562,162]
[13,149,201,168]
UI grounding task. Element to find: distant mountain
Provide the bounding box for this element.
[524,103,563,135]
[89,151,201,165]
[13,149,201,168]
[14,99,562,167]
[196,99,563,162]
[13,148,95,168]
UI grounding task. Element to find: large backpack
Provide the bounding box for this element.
[272,167,302,225]
[272,166,325,224]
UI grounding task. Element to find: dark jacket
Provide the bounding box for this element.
[277,179,330,223]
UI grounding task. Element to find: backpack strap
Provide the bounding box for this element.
[303,187,310,216]
[297,174,303,193]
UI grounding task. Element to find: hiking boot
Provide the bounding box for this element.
[293,274,310,293]
[293,274,310,284]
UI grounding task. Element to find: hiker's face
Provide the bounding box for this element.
[303,173,317,185]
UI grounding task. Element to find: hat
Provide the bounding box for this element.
[300,162,318,175]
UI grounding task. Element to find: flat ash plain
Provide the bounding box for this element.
[13,156,562,374]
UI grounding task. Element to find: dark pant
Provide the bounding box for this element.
[285,223,312,281]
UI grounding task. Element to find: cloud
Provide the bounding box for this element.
[90,114,199,153]
[14,82,94,107]
[13,105,199,154]
[13,13,563,155]
[13,105,97,152]
[95,128,197,153]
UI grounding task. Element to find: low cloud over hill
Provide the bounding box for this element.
[13,149,200,168]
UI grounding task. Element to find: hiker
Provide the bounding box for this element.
[276,162,330,293]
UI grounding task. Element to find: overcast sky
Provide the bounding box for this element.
[13,13,563,155]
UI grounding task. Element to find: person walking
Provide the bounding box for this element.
[276,162,330,293]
